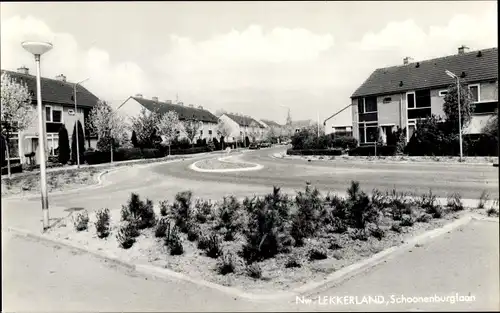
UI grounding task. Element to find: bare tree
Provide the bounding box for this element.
[87,100,128,162]
[182,119,202,147]
[216,119,232,150]
[1,72,35,177]
[157,111,181,155]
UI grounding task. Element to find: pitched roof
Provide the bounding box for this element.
[260,119,283,128]
[1,70,100,108]
[351,47,498,98]
[130,96,219,123]
[224,113,265,128]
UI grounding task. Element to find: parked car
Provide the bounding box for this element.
[249,142,261,149]
[260,141,272,148]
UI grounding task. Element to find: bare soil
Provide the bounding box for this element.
[195,158,257,170]
[45,203,472,295]
[1,167,100,197]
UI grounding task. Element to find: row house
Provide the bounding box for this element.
[1,67,100,165]
[350,46,498,145]
[218,113,266,143]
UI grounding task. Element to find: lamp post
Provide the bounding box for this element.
[74,78,89,168]
[445,69,463,162]
[22,41,53,231]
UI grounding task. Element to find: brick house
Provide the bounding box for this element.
[1,67,100,165]
[350,46,498,145]
[116,95,219,142]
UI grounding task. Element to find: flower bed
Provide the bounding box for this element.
[194,158,257,170]
[1,167,100,197]
[44,182,494,294]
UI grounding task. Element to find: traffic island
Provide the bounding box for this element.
[30,183,499,299]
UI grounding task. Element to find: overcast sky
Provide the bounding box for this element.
[1,1,497,125]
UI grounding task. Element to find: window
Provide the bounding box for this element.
[5,133,20,159]
[469,84,480,102]
[438,90,448,97]
[407,120,417,142]
[208,130,213,135]
[47,133,59,156]
[200,130,203,136]
[383,97,392,103]
[407,90,431,120]
[474,101,498,114]
[45,106,63,123]
[358,96,378,123]
[358,122,378,144]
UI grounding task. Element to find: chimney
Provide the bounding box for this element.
[135,93,143,98]
[17,66,29,75]
[152,96,158,102]
[403,57,413,65]
[55,74,67,82]
[458,45,469,55]
[166,100,172,104]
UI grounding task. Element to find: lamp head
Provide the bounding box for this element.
[21,41,53,56]
[445,70,457,79]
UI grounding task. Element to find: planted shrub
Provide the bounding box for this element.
[291,185,324,245]
[194,199,214,223]
[73,210,89,231]
[172,191,193,232]
[416,213,432,223]
[205,233,223,258]
[400,215,415,227]
[370,226,385,240]
[120,193,157,229]
[487,207,499,217]
[418,190,443,218]
[478,191,490,209]
[391,223,402,233]
[215,196,245,241]
[246,263,263,279]
[116,222,138,249]
[241,187,292,263]
[159,200,170,217]
[186,223,200,242]
[197,234,210,250]
[216,252,237,275]
[347,181,378,229]
[285,255,302,268]
[308,247,328,261]
[155,217,171,238]
[328,240,343,250]
[447,192,464,212]
[350,228,369,241]
[94,208,111,238]
[166,226,184,255]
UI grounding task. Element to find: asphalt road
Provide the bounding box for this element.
[149,147,498,199]
[2,219,498,312]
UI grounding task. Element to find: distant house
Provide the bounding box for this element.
[219,113,266,143]
[1,67,100,165]
[117,95,219,142]
[323,104,353,137]
[350,46,498,145]
[259,119,284,142]
[291,119,316,133]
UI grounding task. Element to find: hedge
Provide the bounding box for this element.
[349,145,398,156]
[286,148,343,156]
[170,146,210,155]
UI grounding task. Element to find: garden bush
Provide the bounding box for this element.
[159,200,170,217]
[155,217,171,238]
[291,185,324,246]
[120,193,157,229]
[204,233,223,258]
[447,192,464,212]
[331,136,358,150]
[215,196,245,241]
[241,187,292,263]
[216,251,237,275]
[171,191,193,232]
[170,146,210,155]
[346,181,378,229]
[308,247,328,261]
[286,148,343,156]
[285,254,302,268]
[165,226,184,255]
[116,222,139,249]
[194,199,214,224]
[73,210,89,231]
[94,208,111,238]
[246,263,263,278]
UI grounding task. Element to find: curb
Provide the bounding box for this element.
[4,213,483,302]
[1,156,195,201]
[189,155,264,173]
[271,153,496,167]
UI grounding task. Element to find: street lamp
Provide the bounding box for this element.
[445,69,463,162]
[74,78,90,168]
[22,41,53,231]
